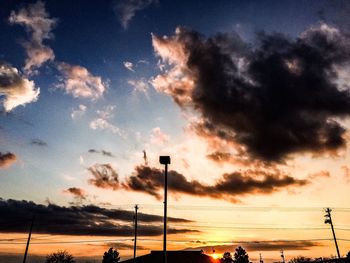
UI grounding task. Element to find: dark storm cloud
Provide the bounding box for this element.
[0,198,193,236]
[152,24,350,162]
[88,163,119,190]
[123,165,308,202]
[31,138,47,146]
[0,152,17,168]
[88,149,114,157]
[186,240,321,254]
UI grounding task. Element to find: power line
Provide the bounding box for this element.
[0,238,134,245]
[102,204,350,212]
[169,224,350,231]
[1,238,350,245]
[0,235,56,242]
[1,225,350,241]
[169,225,331,230]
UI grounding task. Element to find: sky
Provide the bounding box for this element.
[1,0,350,262]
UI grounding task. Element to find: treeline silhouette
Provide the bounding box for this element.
[42,247,350,263]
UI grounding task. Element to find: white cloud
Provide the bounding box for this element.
[57,63,106,100]
[9,0,56,75]
[151,28,195,106]
[89,118,122,136]
[150,127,170,145]
[79,155,84,165]
[0,62,40,112]
[114,0,157,29]
[123,61,134,71]
[96,105,116,119]
[89,105,124,137]
[63,174,76,181]
[71,104,87,120]
[127,79,149,94]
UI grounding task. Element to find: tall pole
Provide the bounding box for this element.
[159,156,170,263]
[163,162,168,263]
[133,205,138,262]
[324,208,341,258]
[23,216,35,263]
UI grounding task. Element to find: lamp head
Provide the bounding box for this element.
[159,156,171,165]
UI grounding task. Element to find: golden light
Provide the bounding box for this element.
[210,253,222,260]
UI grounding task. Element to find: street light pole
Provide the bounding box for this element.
[159,156,171,263]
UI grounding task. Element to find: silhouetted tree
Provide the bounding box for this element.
[102,248,120,263]
[346,252,350,263]
[288,256,312,263]
[221,252,234,263]
[45,250,75,263]
[234,246,249,263]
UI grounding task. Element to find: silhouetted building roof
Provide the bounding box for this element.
[301,258,350,263]
[121,250,219,263]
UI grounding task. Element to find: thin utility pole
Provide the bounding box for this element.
[324,208,341,258]
[23,216,35,263]
[280,250,285,263]
[133,204,138,262]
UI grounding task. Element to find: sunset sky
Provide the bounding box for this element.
[1,0,350,262]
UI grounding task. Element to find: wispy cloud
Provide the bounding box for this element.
[30,138,47,146]
[63,187,88,202]
[57,62,106,100]
[341,165,350,182]
[123,61,134,71]
[150,127,170,145]
[71,104,87,120]
[0,62,40,112]
[88,163,120,190]
[0,152,17,168]
[307,170,330,180]
[89,105,124,136]
[96,105,116,119]
[114,0,157,29]
[89,118,122,135]
[128,79,149,94]
[9,0,57,75]
[88,149,114,157]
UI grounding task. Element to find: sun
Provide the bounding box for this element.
[210,253,222,260]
